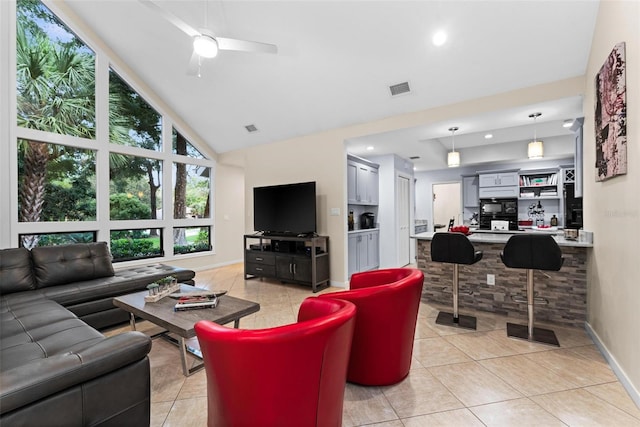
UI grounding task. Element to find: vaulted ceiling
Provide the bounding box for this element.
[62,0,599,169]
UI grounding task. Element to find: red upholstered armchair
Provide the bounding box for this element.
[194,297,356,427]
[318,268,424,386]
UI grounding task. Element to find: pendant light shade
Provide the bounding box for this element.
[528,140,544,159]
[447,126,460,167]
[528,113,543,159]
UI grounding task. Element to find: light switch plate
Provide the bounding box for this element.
[330,208,340,216]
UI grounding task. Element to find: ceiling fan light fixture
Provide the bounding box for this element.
[194,34,218,58]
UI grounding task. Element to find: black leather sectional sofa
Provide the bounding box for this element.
[0,242,196,426]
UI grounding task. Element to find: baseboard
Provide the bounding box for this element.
[585,321,640,409]
[330,280,347,289]
[190,259,243,272]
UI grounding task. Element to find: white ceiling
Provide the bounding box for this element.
[62,0,599,169]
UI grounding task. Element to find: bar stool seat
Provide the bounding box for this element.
[501,234,564,346]
[431,232,483,330]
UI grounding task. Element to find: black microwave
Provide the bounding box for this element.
[480,198,517,215]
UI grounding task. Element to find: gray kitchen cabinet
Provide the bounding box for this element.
[478,170,519,198]
[348,230,379,277]
[347,156,379,205]
[462,175,479,207]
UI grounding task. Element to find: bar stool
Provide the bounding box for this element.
[500,234,564,346]
[430,232,483,330]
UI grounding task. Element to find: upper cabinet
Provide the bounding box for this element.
[462,175,479,207]
[347,155,379,205]
[518,169,560,199]
[478,170,519,198]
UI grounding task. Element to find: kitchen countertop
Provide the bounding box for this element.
[411,231,593,247]
[348,227,380,234]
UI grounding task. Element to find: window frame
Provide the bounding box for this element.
[5,0,216,263]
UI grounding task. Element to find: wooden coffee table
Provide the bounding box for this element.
[113,284,260,376]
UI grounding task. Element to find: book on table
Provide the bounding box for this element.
[174,295,219,311]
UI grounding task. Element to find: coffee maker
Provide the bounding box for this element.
[360,212,375,229]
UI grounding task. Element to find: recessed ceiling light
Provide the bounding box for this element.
[245,124,258,132]
[366,146,374,151]
[484,133,493,139]
[563,119,574,128]
[432,30,447,47]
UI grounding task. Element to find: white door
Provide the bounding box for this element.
[433,182,461,229]
[396,176,411,266]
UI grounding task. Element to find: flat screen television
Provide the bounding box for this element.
[253,181,317,236]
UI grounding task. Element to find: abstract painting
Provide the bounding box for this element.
[595,42,627,181]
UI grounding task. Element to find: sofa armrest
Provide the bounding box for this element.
[0,332,151,415]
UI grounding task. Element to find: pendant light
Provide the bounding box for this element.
[447,126,460,167]
[528,112,544,159]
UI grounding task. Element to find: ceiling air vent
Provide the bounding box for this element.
[245,124,258,133]
[409,156,420,160]
[389,81,410,96]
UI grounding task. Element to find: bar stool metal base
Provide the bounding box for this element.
[507,322,560,347]
[436,311,477,330]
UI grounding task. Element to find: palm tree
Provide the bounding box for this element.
[16,5,95,248]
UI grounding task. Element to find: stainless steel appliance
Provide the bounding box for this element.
[360,212,375,229]
[564,183,583,229]
[479,198,518,230]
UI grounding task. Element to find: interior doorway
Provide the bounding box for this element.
[432,182,461,231]
[396,175,411,266]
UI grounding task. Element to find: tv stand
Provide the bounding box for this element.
[244,234,329,292]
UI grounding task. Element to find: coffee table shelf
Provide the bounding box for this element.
[114,284,260,376]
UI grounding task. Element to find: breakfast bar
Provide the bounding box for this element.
[413,231,593,328]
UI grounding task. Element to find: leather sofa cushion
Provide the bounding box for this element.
[0,248,36,295]
[31,242,114,288]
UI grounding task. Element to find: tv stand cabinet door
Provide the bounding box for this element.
[275,256,294,281]
[293,258,312,283]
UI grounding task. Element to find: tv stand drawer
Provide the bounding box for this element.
[246,251,275,265]
[245,263,276,277]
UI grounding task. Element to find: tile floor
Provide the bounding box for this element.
[107,263,640,426]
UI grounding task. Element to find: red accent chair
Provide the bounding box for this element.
[194,297,356,427]
[318,268,424,386]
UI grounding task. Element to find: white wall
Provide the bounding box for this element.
[222,78,585,284]
[583,0,640,404]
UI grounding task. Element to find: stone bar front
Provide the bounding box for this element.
[414,232,592,328]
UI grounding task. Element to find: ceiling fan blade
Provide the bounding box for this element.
[186,50,200,76]
[139,0,200,38]
[216,37,278,54]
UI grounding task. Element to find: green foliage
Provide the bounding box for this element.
[110,238,160,261]
[109,193,151,220]
[174,242,211,255]
[32,232,95,246]
[196,228,209,245]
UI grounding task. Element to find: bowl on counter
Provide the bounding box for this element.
[518,219,533,226]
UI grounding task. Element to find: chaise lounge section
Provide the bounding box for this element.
[0,242,196,425]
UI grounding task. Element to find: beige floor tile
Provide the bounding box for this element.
[585,382,640,420]
[413,316,441,339]
[445,331,520,360]
[470,397,566,426]
[150,401,173,427]
[382,367,464,418]
[480,354,579,396]
[524,348,618,387]
[176,369,207,400]
[412,337,473,368]
[484,329,555,354]
[428,361,522,407]
[531,389,640,426]
[401,408,485,426]
[162,396,208,427]
[342,383,398,427]
[568,344,608,364]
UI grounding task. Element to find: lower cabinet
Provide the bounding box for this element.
[244,235,330,292]
[275,256,312,282]
[348,230,380,278]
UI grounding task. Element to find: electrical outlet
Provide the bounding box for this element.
[487,274,495,286]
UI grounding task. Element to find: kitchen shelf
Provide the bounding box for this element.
[519,169,560,199]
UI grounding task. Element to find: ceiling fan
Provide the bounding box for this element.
[139,0,278,76]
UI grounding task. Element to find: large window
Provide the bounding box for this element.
[12,0,215,261]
